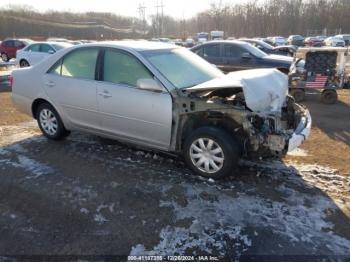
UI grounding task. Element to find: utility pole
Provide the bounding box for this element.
[138,3,147,36]
[155,0,165,37]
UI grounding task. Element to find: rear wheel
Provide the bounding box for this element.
[183,127,241,179]
[321,89,338,104]
[20,59,30,68]
[290,88,305,102]
[36,103,70,140]
[1,53,9,62]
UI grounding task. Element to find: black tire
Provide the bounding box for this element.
[1,53,9,62]
[290,88,305,103]
[20,59,30,68]
[183,126,241,179]
[36,103,70,140]
[321,89,338,104]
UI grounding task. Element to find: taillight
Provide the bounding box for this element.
[9,74,13,88]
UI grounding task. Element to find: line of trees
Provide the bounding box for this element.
[184,0,350,38]
[0,0,350,40]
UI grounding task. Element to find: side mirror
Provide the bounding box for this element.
[136,79,163,93]
[48,50,55,54]
[241,52,252,59]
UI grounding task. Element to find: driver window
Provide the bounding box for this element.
[224,44,245,58]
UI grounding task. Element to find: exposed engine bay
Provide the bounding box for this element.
[176,69,310,157]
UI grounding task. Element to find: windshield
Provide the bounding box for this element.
[255,40,274,50]
[142,48,223,89]
[244,43,267,58]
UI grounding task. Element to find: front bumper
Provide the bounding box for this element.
[287,108,312,152]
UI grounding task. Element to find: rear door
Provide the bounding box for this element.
[26,44,41,65]
[43,47,101,130]
[96,48,172,150]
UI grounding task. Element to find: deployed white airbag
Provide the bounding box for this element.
[187,69,288,113]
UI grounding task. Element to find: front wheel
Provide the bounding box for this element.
[290,88,305,103]
[321,89,338,104]
[36,103,70,140]
[183,127,241,179]
[1,53,9,62]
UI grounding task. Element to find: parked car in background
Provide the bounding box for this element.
[273,45,298,56]
[184,38,195,48]
[324,36,345,47]
[16,42,73,67]
[191,40,300,74]
[262,37,275,46]
[287,35,304,46]
[304,37,324,47]
[70,41,83,45]
[270,36,287,46]
[240,38,296,56]
[0,39,32,62]
[47,38,69,43]
[174,39,184,46]
[335,34,350,46]
[316,35,327,41]
[11,41,311,178]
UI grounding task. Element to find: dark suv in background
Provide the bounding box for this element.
[0,39,31,62]
[287,35,305,47]
[191,40,296,74]
[240,38,296,57]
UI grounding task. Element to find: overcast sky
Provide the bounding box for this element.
[1,0,248,19]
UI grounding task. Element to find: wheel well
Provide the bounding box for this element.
[20,59,29,64]
[278,67,290,74]
[178,112,244,151]
[31,98,50,119]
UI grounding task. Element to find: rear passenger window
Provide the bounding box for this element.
[103,49,153,87]
[27,44,40,52]
[59,48,98,80]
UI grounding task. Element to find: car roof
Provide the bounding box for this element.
[196,40,248,46]
[81,40,178,51]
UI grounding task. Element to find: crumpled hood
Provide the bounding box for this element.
[187,68,288,113]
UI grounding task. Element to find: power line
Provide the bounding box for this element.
[155,0,165,37]
[138,3,146,36]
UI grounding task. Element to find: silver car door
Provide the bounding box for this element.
[97,48,172,150]
[43,47,101,130]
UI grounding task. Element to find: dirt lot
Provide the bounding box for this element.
[0,84,350,259]
[2,86,350,175]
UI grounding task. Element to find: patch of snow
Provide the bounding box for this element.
[135,160,350,256]
[80,208,89,214]
[130,244,146,256]
[287,148,308,157]
[94,213,108,224]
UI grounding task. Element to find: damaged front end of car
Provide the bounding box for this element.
[176,68,311,158]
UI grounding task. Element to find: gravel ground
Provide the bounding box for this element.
[0,121,349,260]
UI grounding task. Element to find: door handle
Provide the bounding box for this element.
[98,90,112,98]
[45,81,55,87]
